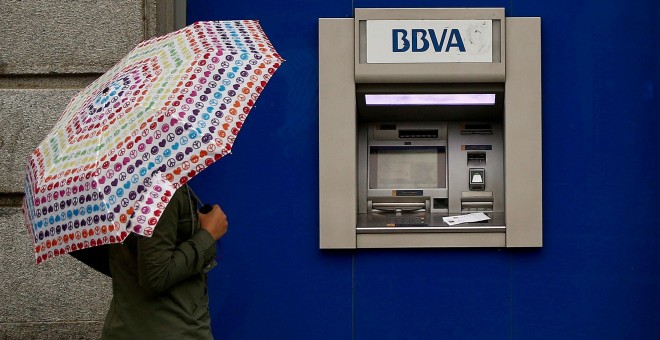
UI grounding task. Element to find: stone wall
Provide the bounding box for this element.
[0,1,181,338]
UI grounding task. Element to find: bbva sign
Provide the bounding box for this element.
[392,28,466,53]
[365,20,493,63]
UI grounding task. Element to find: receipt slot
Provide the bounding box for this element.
[319,8,542,248]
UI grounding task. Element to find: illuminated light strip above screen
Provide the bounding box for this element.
[365,94,496,106]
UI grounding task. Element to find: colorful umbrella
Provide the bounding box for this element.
[23,20,283,264]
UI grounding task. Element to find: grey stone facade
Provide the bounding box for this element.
[0,1,183,339]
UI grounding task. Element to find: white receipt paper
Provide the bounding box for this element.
[442,213,491,226]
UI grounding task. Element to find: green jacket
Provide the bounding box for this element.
[102,185,217,339]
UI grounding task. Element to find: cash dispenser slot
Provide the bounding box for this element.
[368,196,430,213]
[361,197,430,231]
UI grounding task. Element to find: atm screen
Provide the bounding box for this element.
[369,146,446,189]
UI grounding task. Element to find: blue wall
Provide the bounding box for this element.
[187,1,660,339]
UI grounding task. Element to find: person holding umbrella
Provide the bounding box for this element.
[102,184,227,339]
[23,20,283,339]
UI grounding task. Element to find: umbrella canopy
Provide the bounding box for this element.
[23,20,283,264]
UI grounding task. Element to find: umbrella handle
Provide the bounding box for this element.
[187,186,212,213]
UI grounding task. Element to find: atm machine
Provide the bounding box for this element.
[319,8,542,249]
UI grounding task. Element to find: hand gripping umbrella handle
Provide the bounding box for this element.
[187,186,220,271]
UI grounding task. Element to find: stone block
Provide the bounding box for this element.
[0,321,104,340]
[0,89,79,193]
[0,1,145,74]
[0,207,112,326]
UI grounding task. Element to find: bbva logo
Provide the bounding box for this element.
[392,28,466,53]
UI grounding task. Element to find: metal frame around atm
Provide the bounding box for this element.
[319,8,542,249]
